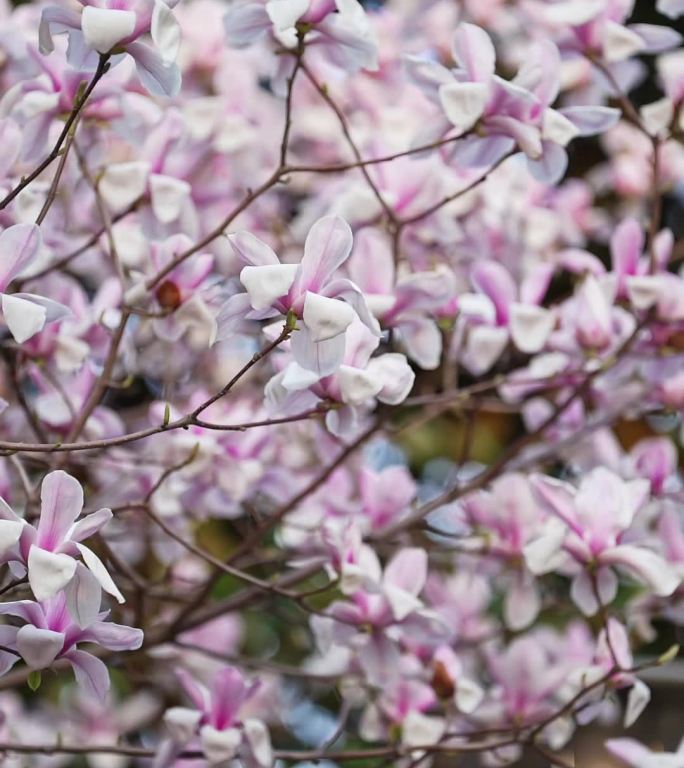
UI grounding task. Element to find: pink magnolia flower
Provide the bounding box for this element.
[220,216,378,377]
[455,260,555,375]
[407,23,618,183]
[0,592,142,701]
[158,666,272,767]
[0,45,124,163]
[224,0,378,89]
[0,224,69,344]
[266,316,414,434]
[524,468,680,615]
[39,0,182,97]
[348,227,454,370]
[0,470,123,609]
[463,473,547,629]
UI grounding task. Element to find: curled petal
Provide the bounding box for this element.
[240,264,297,311]
[303,292,355,342]
[16,625,64,669]
[81,7,136,54]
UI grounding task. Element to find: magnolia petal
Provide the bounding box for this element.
[0,223,42,291]
[542,109,580,147]
[81,7,136,54]
[602,545,681,596]
[200,725,242,765]
[65,563,102,629]
[462,324,508,375]
[243,719,273,767]
[0,519,24,556]
[290,326,345,376]
[625,679,650,728]
[27,547,77,602]
[1,294,47,344]
[570,567,617,616]
[337,364,383,405]
[603,20,644,62]
[16,625,64,669]
[401,711,445,749]
[84,620,143,651]
[367,353,415,404]
[127,41,182,98]
[526,141,568,184]
[240,264,297,311]
[266,0,308,31]
[99,161,149,213]
[77,543,125,603]
[504,577,540,630]
[640,98,674,136]
[37,470,84,550]
[626,276,662,310]
[151,0,181,63]
[228,231,279,266]
[66,649,110,701]
[559,106,620,136]
[606,738,656,766]
[224,2,271,48]
[68,507,113,544]
[296,215,353,294]
[509,304,554,353]
[657,0,684,18]
[452,23,496,81]
[281,362,322,391]
[149,174,191,223]
[523,519,567,574]
[454,677,484,714]
[38,5,82,54]
[438,82,488,132]
[164,707,202,743]
[384,547,427,596]
[303,292,355,343]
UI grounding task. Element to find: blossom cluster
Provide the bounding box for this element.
[0,0,682,765]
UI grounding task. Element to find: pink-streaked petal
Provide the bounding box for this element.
[296,216,353,294]
[601,545,680,596]
[76,543,125,603]
[37,470,83,550]
[151,0,180,63]
[16,625,64,669]
[228,231,280,267]
[0,224,42,291]
[451,23,495,81]
[65,649,110,701]
[68,508,113,543]
[65,563,102,629]
[127,41,181,98]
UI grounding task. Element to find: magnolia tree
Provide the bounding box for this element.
[0,0,683,765]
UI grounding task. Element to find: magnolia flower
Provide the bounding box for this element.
[348,228,454,370]
[407,24,619,183]
[39,0,182,97]
[456,260,555,375]
[0,224,69,344]
[0,470,124,611]
[219,215,378,377]
[129,234,216,348]
[524,468,681,615]
[224,0,378,82]
[156,666,272,767]
[0,592,143,701]
[266,316,414,435]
